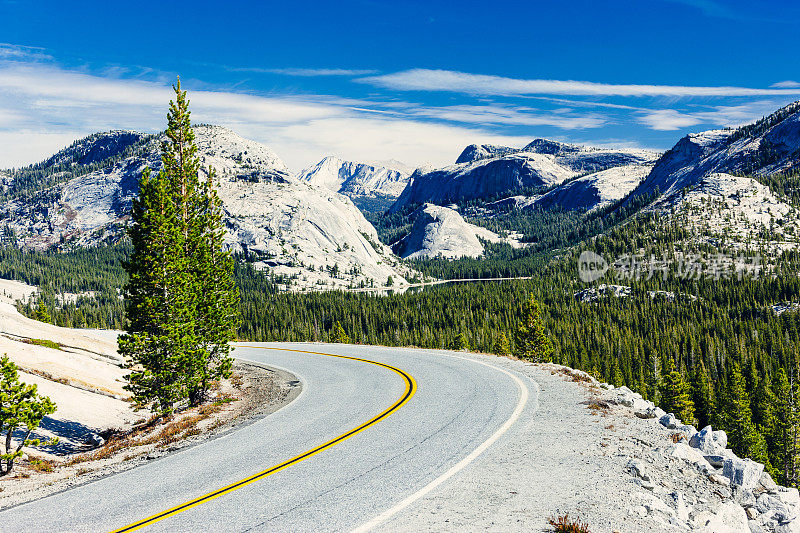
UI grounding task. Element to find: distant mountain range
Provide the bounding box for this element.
[389,138,658,212]
[2,100,800,288]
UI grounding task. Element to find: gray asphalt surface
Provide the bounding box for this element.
[0,343,531,532]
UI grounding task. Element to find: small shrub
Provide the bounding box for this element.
[548,513,590,533]
[555,367,592,383]
[212,395,236,407]
[28,458,55,472]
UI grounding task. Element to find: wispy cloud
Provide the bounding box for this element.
[638,100,787,130]
[638,109,702,131]
[2,45,798,171]
[229,67,379,77]
[772,80,800,89]
[359,69,800,98]
[408,104,606,129]
[0,42,51,62]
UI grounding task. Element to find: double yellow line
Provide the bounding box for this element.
[111,347,417,532]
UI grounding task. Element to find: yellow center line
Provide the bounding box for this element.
[111,347,417,533]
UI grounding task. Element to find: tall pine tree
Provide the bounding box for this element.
[723,363,770,466]
[772,368,799,486]
[188,165,239,405]
[659,360,696,426]
[691,360,715,429]
[120,79,238,415]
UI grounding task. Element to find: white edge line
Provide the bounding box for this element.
[350,354,532,533]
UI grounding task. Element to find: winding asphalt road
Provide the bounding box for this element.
[0,342,534,532]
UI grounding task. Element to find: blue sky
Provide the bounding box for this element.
[1,0,799,170]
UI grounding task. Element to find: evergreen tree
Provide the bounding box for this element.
[187,165,238,405]
[610,358,625,388]
[32,302,51,324]
[494,332,511,356]
[724,363,770,465]
[452,332,470,351]
[772,368,799,486]
[119,79,238,415]
[0,355,56,474]
[119,163,194,415]
[514,295,552,362]
[691,361,715,429]
[753,373,777,431]
[331,321,350,344]
[659,360,696,426]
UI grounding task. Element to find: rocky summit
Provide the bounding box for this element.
[629,101,800,202]
[392,203,518,260]
[390,139,658,212]
[298,155,411,200]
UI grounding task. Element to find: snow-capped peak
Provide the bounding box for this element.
[298,156,411,198]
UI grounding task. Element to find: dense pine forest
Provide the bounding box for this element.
[4,203,800,485]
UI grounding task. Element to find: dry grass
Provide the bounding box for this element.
[19,366,70,386]
[552,367,593,383]
[581,398,611,417]
[584,399,610,412]
[549,513,591,533]
[229,373,244,389]
[64,397,230,467]
[670,432,685,443]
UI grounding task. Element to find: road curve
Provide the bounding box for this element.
[0,343,533,532]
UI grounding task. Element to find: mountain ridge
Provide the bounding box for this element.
[390,139,659,212]
[0,125,413,292]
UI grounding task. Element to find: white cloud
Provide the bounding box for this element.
[0,131,83,169]
[230,67,379,76]
[638,109,702,130]
[408,104,606,129]
[0,43,51,62]
[359,69,800,97]
[638,100,789,131]
[248,118,531,172]
[772,80,800,89]
[2,55,796,171]
[0,62,528,170]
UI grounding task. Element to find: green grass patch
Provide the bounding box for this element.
[24,338,61,350]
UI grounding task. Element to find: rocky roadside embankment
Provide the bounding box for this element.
[609,381,797,533]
